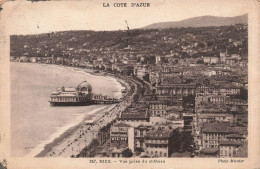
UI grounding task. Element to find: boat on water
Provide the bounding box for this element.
[49,81,120,106]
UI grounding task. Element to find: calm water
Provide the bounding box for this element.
[11,62,122,157]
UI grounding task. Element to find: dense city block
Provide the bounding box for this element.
[11,24,248,158]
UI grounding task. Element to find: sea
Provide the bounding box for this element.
[10,62,123,157]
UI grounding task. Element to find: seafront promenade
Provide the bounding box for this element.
[36,74,141,157]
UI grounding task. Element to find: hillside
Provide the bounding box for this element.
[10,24,248,60]
[142,14,248,29]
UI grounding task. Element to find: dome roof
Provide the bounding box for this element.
[78,81,92,92]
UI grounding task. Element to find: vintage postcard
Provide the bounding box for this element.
[0,0,259,168]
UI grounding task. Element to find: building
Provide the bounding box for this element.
[156,83,196,96]
[155,56,171,64]
[239,59,248,68]
[226,58,236,66]
[49,81,93,106]
[231,54,241,60]
[170,120,184,128]
[149,100,168,118]
[199,113,232,123]
[144,126,174,157]
[195,94,229,107]
[165,106,183,119]
[108,147,132,158]
[149,71,157,85]
[110,123,131,149]
[30,57,37,63]
[134,124,152,152]
[226,133,246,141]
[156,71,181,83]
[182,113,194,132]
[231,111,248,124]
[118,110,150,127]
[203,57,219,64]
[196,84,240,96]
[203,70,217,76]
[201,123,240,149]
[219,140,243,158]
[134,65,150,80]
[209,95,229,105]
[19,56,30,62]
[220,52,227,63]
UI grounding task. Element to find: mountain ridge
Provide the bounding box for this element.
[142,14,248,29]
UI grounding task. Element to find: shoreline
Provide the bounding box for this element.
[35,104,115,157]
[36,101,123,157]
[14,62,130,157]
[36,62,128,98]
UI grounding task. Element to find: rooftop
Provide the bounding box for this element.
[64,87,76,92]
[113,122,131,128]
[166,106,184,112]
[219,140,243,146]
[226,133,245,139]
[200,148,219,154]
[136,124,153,128]
[149,100,168,105]
[145,127,173,139]
[202,123,236,133]
[120,111,148,119]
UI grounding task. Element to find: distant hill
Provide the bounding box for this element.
[142,14,248,29]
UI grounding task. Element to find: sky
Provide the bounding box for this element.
[0,0,249,35]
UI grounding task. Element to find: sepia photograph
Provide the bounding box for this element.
[0,0,259,168]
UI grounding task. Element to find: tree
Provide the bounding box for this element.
[0,159,7,169]
[196,59,204,64]
[143,74,150,82]
[122,148,133,157]
[169,129,194,154]
[182,95,195,109]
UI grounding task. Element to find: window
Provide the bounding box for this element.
[151,151,153,154]
[140,142,144,148]
[164,153,167,157]
[140,131,143,137]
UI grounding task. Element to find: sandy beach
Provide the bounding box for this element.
[35,104,117,157]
